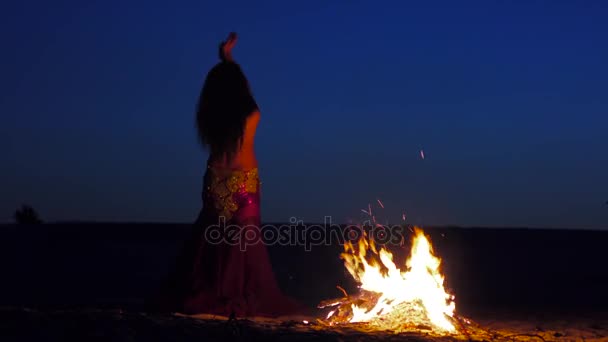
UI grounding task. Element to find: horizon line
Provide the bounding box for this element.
[0,220,606,232]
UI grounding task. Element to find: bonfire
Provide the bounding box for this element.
[319,227,458,334]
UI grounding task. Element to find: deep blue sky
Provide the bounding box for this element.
[1,0,607,229]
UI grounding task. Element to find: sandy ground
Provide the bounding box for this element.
[1,307,606,341]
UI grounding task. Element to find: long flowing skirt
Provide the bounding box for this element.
[152,166,304,317]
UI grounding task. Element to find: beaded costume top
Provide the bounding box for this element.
[206,167,259,221]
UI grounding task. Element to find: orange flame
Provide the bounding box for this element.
[340,227,456,332]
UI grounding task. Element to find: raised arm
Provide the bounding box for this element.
[219,32,238,62]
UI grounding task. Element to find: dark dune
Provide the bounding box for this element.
[0,222,606,318]
[1,223,608,340]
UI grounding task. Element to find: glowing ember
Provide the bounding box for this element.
[325,227,456,333]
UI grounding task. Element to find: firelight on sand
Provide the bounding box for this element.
[322,227,457,333]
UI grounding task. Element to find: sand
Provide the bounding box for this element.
[1,307,607,341]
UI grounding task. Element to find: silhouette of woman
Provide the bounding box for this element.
[152,33,304,318]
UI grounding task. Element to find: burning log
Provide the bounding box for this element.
[318,287,382,324]
[318,287,381,310]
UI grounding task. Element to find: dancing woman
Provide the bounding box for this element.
[152,33,303,318]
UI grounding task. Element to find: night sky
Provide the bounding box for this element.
[2,0,607,229]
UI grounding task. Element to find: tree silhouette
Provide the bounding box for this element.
[14,204,43,224]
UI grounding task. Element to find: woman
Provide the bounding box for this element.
[152,33,304,318]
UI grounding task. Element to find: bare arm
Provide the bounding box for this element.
[219,32,237,62]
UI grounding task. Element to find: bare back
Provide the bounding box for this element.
[208,110,260,170]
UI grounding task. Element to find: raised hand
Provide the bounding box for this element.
[219,32,238,62]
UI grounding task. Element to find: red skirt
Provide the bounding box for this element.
[152,167,305,318]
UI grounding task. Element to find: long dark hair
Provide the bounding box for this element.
[195,61,258,161]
